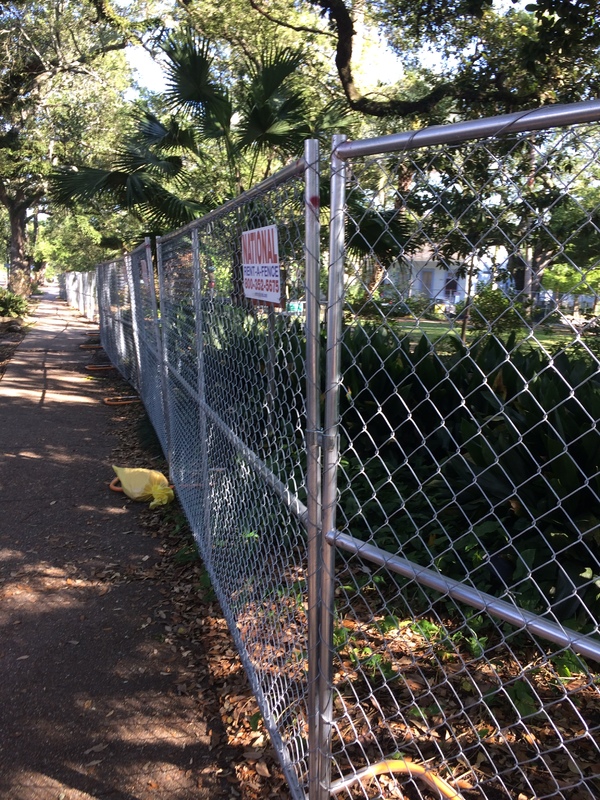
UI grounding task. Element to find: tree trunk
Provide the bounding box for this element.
[460,258,476,343]
[367,258,385,295]
[0,181,33,297]
[7,203,30,296]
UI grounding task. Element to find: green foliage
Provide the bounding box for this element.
[35,212,140,274]
[337,325,600,629]
[397,295,447,320]
[173,541,200,565]
[249,711,262,731]
[0,0,138,292]
[198,568,216,601]
[53,30,351,231]
[0,289,28,318]
[551,650,588,679]
[457,285,529,334]
[505,680,539,718]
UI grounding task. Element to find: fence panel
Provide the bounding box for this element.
[322,103,600,800]
[97,256,140,391]
[156,148,320,799]
[128,240,170,458]
[59,270,98,321]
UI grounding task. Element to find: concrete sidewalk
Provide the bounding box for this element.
[0,291,223,800]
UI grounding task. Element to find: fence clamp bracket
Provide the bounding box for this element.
[306,429,337,451]
[320,432,338,452]
[306,429,324,450]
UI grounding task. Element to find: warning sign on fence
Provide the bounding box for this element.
[241,225,280,304]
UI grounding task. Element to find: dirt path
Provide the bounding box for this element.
[0,292,252,799]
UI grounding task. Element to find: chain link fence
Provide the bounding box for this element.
[320,103,600,800]
[97,254,141,392]
[59,269,98,321]
[128,240,170,458]
[68,100,600,800]
[155,146,321,800]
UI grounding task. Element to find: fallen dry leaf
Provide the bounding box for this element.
[255,760,271,778]
[84,744,108,755]
[243,749,265,761]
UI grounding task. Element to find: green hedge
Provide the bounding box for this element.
[338,326,600,630]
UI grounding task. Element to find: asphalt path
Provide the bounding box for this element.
[0,290,225,800]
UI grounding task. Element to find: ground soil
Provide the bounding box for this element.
[0,296,293,800]
[0,318,26,378]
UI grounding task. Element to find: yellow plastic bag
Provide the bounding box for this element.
[110,465,174,509]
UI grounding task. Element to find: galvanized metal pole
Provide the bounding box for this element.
[191,225,213,552]
[317,134,347,800]
[142,237,169,458]
[335,97,600,159]
[304,139,322,800]
[155,235,174,470]
[125,249,144,396]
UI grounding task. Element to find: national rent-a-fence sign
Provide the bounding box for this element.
[241,225,280,305]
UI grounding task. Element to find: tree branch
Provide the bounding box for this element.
[312,0,455,116]
[0,34,130,114]
[311,0,543,117]
[247,0,335,38]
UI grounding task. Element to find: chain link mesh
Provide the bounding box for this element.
[156,169,311,798]
[83,108,600,800]
[59,270,98,321]
[128,241,170,457]
[97,256,140,392]
[325,121,600,799]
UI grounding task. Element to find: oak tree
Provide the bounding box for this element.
[0,0,155,294]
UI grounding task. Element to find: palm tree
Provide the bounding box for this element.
[51,28,343,231]
[51,112,205,231]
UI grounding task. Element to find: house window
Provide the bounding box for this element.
[419,269,434,297]
[444,274,458,299]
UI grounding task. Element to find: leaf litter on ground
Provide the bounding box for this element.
[103,375,600,800]
[105,395,293,800]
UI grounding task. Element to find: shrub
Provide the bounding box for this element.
[401,295,434,318]
[0,289,28,318]
[337,326,600,629]
[459,285,528,334]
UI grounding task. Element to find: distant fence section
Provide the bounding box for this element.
[59,270,98,321]
[64,103,600,800]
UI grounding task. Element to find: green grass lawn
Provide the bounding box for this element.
[359,315,597,354]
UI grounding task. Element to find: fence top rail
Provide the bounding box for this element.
[95,255,127,272]
[334,98,600,160]
[157,156,307,244]
[129,238,151,258]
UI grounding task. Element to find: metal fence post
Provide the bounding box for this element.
[155,235,173,470]
[141,237,171,460]
[304,139,322,800]
[191,225,212,550]
[125,251,143,395]
[317,134,347,800]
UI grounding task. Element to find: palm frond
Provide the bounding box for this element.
[137,112,200,155]
[246,46,305,104]
[238,104,310,151]
[50,167,203,230]
[306,99,354,140]
[113,145,186,181]
[237,47,309,153]
[126,176,204,230]
[160,28,231,123]
[50,167,130,206]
